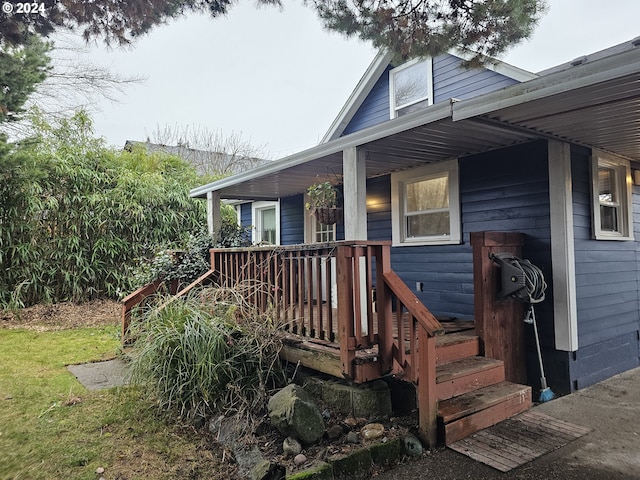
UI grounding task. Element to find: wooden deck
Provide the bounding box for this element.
[122,235,534,447]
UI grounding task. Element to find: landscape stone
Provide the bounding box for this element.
[329,448,372,479]
[268,384,324,445]
[346,431,360,444]
[360,423,385,441]
[403,433,423,457]
[283,436,302,458]
[326,425,344,439]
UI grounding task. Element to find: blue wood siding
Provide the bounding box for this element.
[240,203,251,228]
[366,176,392,241]
[280,194,304,245]
[343,67,392,136]
[433,54,519,103]
[362,142,552,322]
[342,55,520,137]
[568,146,640,390]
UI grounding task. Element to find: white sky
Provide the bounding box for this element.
[82,0,640,159]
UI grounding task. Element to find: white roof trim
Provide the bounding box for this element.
[453,46,640,122]
[452,49,538,82]
[321,51,394,144]
[191,101,453,198]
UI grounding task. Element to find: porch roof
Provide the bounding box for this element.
[191,40,640,201]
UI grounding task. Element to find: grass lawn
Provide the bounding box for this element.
[0,322,235,480]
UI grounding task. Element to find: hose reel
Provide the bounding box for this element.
[489,252,555,401]
[489,252,547,309]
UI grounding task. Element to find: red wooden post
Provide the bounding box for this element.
[418,329,437,448]
[375,243,394,375]
[336,244,356,379]
[471,231,527,384]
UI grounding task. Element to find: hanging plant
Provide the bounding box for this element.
[305,181,342,225]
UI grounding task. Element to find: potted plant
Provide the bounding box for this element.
[305,181,342,225]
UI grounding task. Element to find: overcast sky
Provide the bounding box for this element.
[82,0,640,159]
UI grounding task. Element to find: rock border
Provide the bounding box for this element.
[286,437,406,479]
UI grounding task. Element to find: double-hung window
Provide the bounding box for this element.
[592,154,633,240]
[389,58,433,118]
[252,201,280,245]
[391,160,461,245]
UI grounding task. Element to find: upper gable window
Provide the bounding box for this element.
[592,154,634,240]
[389,58,433,118]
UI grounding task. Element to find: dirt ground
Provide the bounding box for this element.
[0,298,121,331]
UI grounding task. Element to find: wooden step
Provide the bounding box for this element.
[436,331,480,365]
[438,381,532,445]
[436,356,505,401]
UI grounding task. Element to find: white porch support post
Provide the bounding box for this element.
[207,191,221,242]
[342,146,367,240]
[548,140,578,351]
[342,147,369,334]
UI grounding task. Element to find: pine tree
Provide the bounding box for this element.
[0,34,51,123]
[0,0,546,64]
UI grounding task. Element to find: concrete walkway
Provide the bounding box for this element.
[67,358,129,391]
[377,366,640,479]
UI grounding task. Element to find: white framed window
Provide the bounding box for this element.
[389,58,433,118]
[591,153,633,240]
[252,201,280,245]
[391,160,461,246]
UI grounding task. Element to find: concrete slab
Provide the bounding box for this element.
[67,358,129,390]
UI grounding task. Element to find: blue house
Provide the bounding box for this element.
[190,39,640,442]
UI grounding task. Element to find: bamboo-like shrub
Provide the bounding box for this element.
[0,112,207,307]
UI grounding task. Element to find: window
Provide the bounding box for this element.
[252,201,280,245]
[391,160,460,245]
[389,59,433,118]
[592,154,633,240]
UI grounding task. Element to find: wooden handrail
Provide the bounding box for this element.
[382,270,444,337]
[121,279,164,343]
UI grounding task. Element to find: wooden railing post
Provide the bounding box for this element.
[336,244,356,379]
[471,231,526,384]
[418,328,438,448]
[375,243,394,375]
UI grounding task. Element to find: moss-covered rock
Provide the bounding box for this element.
[268,384,325,445]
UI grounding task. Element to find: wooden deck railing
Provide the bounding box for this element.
[122,240,443,445]
[211,240,444,446]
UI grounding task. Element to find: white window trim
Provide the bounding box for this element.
[389,58,434,119]
[591,152,634,241]
[251,200,280,245]
[391,159,461,246]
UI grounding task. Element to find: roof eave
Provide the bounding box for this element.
[190,101,453,199]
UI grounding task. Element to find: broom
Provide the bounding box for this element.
[527,305,555,402]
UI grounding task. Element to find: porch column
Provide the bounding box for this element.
[548,140,578,351]
[207,191,221,242]
[342,147,367,240]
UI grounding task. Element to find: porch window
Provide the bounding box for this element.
[592,154,633,240]
[389,58,433,118]
[391,160,461,246]
[252,201,280,245]
[314,219,336,243]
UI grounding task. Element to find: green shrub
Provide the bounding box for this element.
[128,287,285,423]
[0,112,207,306]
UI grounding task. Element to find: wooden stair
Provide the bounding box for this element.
[434,330,532,445]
